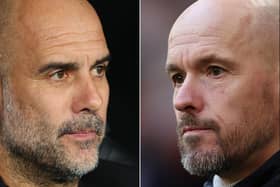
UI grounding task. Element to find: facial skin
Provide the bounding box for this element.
[0,0,109,186]
[166,0,279,183]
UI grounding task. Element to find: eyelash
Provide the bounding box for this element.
[170,66,226,86]
[206,66,226,78]
[171,73,185,86]
[92,64,108,77]
[48,64,108,81]
[49,69,69,81]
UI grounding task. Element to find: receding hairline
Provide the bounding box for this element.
[0,0,101,77]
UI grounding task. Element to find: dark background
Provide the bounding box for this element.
[88,0,139,157]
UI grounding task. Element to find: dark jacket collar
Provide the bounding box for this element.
[204,150,280,187]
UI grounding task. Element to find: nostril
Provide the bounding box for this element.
[184,106,197,115]
[80,108,94,115]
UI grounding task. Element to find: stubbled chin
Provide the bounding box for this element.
[59,136,100,162]
[182,131,219,150]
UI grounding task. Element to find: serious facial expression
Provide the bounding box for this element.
[166,0,279,176]
[0,0,109,181]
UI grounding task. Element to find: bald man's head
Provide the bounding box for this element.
[167,0,279,179]
[0,0,106,77]
[0,0,109,184]
[169,0,279,69]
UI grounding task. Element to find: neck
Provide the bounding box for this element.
[0,146,79,187]
[218,138,279,183]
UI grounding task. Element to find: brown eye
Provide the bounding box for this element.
[172,73,185,86]
[92,64,107,77]
[49,70,69,81]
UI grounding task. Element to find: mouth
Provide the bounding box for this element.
[182,127,213,136]
[63,130,97,141]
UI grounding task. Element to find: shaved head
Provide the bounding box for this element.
[0,0,109,186]
[169,0,279,69]
[0,0,105,77]
[167,0,279,181]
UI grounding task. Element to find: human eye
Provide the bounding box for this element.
[171,72,185,86]
[49,70,69,81]
[91,64,108,78]
[206,65,226,78]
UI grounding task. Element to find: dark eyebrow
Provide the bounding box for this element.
[90,54,111,70]
[38,62,79,74]
[38,54,111,74]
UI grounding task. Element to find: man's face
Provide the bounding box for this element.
[0,0,109,181]
[166,1,279,176]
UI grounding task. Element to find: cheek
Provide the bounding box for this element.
[99,82,109,121]
[173,90,181,119]
[18,84,72,124]
[37,94,69,122]
[210,74,273,136]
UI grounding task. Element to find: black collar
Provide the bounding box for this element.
[204,150,280,187]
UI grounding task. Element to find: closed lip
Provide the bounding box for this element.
[67,130,95,134]
[64,130,96,139]
[182,127,212,135]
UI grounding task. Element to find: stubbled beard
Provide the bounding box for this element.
[0,79,105,183]
[177,113,274,177]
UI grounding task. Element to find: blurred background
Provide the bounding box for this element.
[141,0,206,186]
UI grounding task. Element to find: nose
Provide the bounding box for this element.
[72,78,103,114]
[173,77,204,115]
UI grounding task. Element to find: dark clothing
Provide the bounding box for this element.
[79,159,138,187]
[0,178,7,187]
[79,136,139,187]
[0,161,137,187]
[203,151,280,187]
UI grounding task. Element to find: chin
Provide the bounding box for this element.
[63,150,100,180]
[180,144,225,176]
[55,142,100,177]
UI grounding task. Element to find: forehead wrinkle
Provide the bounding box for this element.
[38,34,106,49]
[169,22,225,44]
[40,39,107,54]
[36,28,107,54]
[167,46,190,73]
[168,32,226,67]
[169,32,221,51]
[37,28,104,42]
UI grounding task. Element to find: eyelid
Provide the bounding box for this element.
[206,65,227,78]
[93,63,109,73]
[90,61,109,71]
[91,63,109,78]
[48,69,69,81]
[169,71,185,87]
[207,65,226,71]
